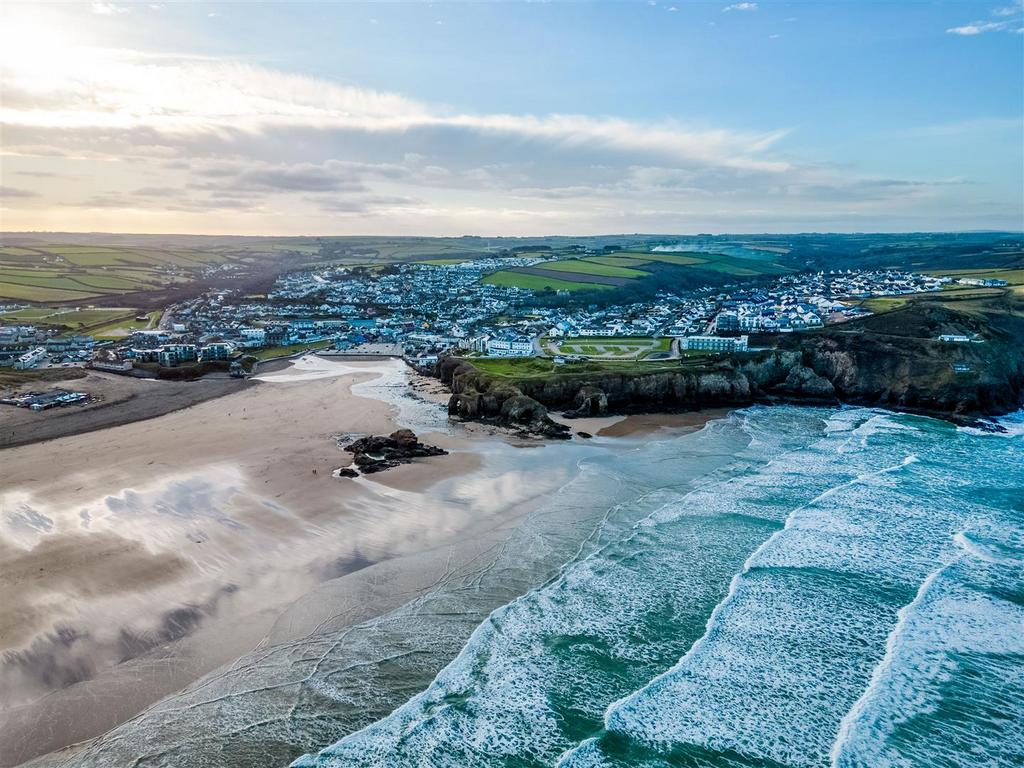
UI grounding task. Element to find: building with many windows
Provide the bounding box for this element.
[680,335,749,353]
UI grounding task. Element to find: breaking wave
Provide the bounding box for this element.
[293,406,1023,768]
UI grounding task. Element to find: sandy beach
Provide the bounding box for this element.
[0,356,728,767]
[0,370,248,449]
[0,357,476,765]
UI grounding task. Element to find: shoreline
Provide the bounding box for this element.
[0,355,730,767]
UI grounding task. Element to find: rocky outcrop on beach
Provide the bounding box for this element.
[340,429,448,475]
[436,297,1024,431]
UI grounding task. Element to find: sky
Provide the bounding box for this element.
[0,0,1022,236]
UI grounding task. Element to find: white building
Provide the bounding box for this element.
[14,346,47,370]
[680,335,749,353]
[485,337,535,357]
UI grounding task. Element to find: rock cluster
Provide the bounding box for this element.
[340,429,448,475]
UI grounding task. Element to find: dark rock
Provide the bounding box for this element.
[342,428,448,474]
[335,467,359,478]
[576,431,593,439]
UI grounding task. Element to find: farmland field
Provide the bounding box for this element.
[612,250,793,275]
[0,306,149,334]
[481,271,613,292]
[620,252,708,266]
[587,256,653,267]
[533,259,650,278]
[0,242,239,302]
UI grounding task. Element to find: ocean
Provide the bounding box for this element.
[292,405,1024,768]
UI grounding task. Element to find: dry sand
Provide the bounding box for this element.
[0,370,247,449]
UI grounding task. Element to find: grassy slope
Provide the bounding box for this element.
[481,271,613,292]
[531,259,650,278]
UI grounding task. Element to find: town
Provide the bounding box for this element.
[0,252,960,392]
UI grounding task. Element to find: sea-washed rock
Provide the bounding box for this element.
[340,429,448,476]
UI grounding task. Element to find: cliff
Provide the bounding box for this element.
[438,294,1024,434]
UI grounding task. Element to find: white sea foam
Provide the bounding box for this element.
[562,410,1021,768]
[295,407,933,767]
[831,552,1024,767]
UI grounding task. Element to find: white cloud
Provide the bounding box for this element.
[947,22,1004,35]
[947,1,1022,35]
[91,2,128,15]
[723,2,758,12]
[0,38,1006,234]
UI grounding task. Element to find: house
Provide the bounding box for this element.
[485,336,534,357]
[158,344,199,367]
[14,346,47,370]
[200,342,234,360]
[90,348,133,372]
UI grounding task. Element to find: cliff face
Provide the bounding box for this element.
[438,299,1024,433]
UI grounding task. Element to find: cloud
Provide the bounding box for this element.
[0,186,39,198]
[15,170,69,179]
[133,186,180,197]
[948,22,1005,35]
[947,1,1022,34]
[723,2,758,12]
[1,37,1011,234]
[91,2,129,15]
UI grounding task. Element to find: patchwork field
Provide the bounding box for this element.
[615,250,793,275]
[0,243,234,303]
[479,249,793,296]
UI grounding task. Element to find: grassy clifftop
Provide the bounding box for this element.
[440,291,1024,431]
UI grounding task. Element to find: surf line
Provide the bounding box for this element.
[827,559,952,765]
[565,452,921,760]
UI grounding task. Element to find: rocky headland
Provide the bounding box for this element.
[438,296,1024,436]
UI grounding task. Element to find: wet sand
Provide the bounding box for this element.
[597,409,733,437]
[0,357,475,766]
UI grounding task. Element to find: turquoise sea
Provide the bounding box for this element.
[292,406,1024,768]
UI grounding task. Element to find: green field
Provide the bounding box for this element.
[608,250,793,276]
[0,243,237,302]
[0,306,153,334]
[481,271,613,292]
[467,356,690,379]
[533,259,650,278]
[587,256,653,267]
[624,252,708,266]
